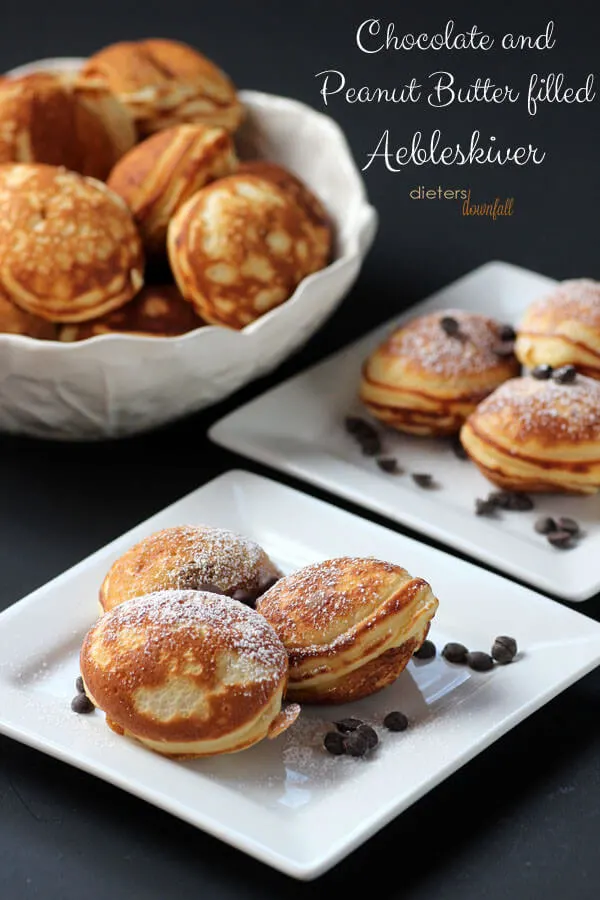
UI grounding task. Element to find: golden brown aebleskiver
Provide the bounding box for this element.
[107,124,237,255]
[58,284,204,340]
[256,557,439,704]
[99,524,281,613]
[0,71,135,181]
[0,164,144,323]
[360,310,520,436]
[460,374,600,494]
[168,173,330,328]
[515,279,600,379]
[80,590,298,758]
[237,161,332,261]
[0,287,56,338]
[80,39,243,137]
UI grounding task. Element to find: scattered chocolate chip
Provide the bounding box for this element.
[231,588,255,605]
[534,516,557,534]
[492,636,518,664]
[360,435,382,457]
[413,639,436,660]
[556,517,580,536]
[356,724,379,750]
[344,730,370,757]
[531,364,553,380]
[475,498,498,517]
[440,315,460,337]
[499,324,516,342]
[466,651,494,672]
[412,473,436,489]
[493,341,516,358]
[442,642,469,664]
[547,530,575,549]
[451,437,468,460]
[377,457,402,474]
[75,675,85,694]
[71,693,94,714]
[335,717,363,734]
[552,365,577,384]
[383,711,408,732]
[324,731,346,755]
[345,416,377,439]
[489,491,534,512]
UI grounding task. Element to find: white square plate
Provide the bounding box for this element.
[1,470,600,880]
[210,262,600,601]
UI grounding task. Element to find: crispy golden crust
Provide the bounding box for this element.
[256,557,438,704]
[0,72,135,181]
[99,524,282,613]
[58,284,203,340]
[360,311,520,436]
[515,279,600,379]
[107,124,237,255]
[0,288,55,338]
[0,164,144,322]
[168,173,329,328]
[81,590,290,757]
[460,375,600,494]
[237,161,332,258]
[81,39,243,137]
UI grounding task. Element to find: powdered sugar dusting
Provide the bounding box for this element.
[529,279,600,329]
[97,589,286,678]
[388,310,514,378]
[477,375,600,441]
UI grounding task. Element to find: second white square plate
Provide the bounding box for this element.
[210,262,600,601]
[1,470,600,880]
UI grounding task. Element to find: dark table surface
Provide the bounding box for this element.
[1,1,600,897]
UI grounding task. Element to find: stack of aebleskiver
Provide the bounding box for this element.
[359,279,600,495]
[0,39,332,341]
[79,524,439,758]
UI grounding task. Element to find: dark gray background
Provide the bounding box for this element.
[1,1,599,898]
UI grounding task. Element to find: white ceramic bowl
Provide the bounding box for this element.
[0,58,377,440]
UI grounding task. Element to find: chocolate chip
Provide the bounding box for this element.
[493,341,516,358]
[344,730,370,757]
[534,516,557,534]
[75,675,85,694]
[71,693,94,714]
[345,416,377,439]
[531,364,553,380]
[451,437,468,460]
[440,315,460,337]
[356,724,379,750]
[475,498,498,517]
[491,636,518,664]
[383,711,408,732]
[442,642,468,664]
[335,717,363,734]
[377,457,402,474]
[489,491,533,511]
[412,473,436,489]
[552,365,577,384]
[413,639,436,660]
[324,731,346,755]
[556,517,580,536]
[360,435,382,457]
[466,651,494,672]
[499,324,516,341]
[231,588,255,605]
[547,530,575,549]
